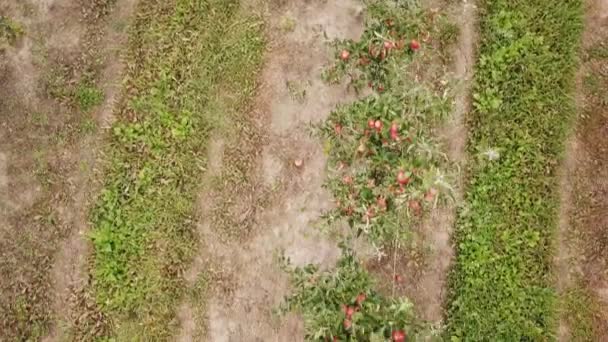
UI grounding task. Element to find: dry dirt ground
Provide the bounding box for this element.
[177,1,365,340]
[558,0,608,339]
[406,0,476,322]
[0,0,135,339]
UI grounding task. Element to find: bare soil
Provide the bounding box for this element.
[413,0,476,323]
[1,0,87,337]
[44,0,138,340]
[0,0,136,339]
[557,0,608,339]
[175,0,365,340]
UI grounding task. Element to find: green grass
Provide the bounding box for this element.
[87,0,264,339]
[446,0,583,339]
[282,248,438,340]
[437,17,459,58]
[45,73,105,112]
[79,118,98,135]
[75,83,104,112]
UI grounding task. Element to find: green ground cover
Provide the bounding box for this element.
[87,0,265,339]
[446,0,583,339]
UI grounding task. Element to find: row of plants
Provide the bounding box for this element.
[446,0,583,339]
[282,247,438,341]
[85,0,265,339]
[319,88,452,245]
[282,1,455,340]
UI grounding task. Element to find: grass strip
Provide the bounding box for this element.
[446,0,583,339]
[88,0,264,339]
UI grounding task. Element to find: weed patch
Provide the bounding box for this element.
[446,0,583,339]
[86,0,264,339]
[282,248,439,340]
[0,16,23,49]
[75,83,104,112]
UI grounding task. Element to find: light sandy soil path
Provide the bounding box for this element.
[176,1,365,340]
